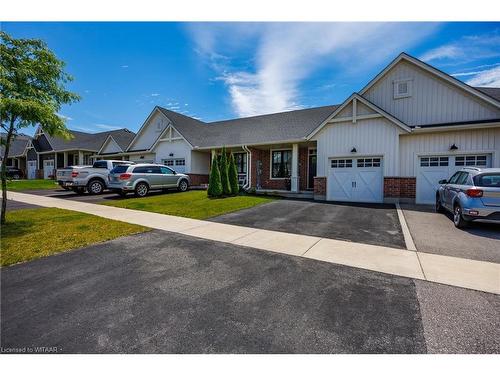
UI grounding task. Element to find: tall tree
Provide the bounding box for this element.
[219,146,231,196]
[0,31,80,224]
[207,154,222,197]
[228,152,239,195]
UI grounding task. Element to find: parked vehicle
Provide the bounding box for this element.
[6,166,24,180]
[435,167,500,228]
[56,160,135,195]
[108,163,190,197]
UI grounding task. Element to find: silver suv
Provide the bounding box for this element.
[435,167,500,228]
[108,163,190,197]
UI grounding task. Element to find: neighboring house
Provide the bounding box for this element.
[1,128,135,179]
[106,52,500,204]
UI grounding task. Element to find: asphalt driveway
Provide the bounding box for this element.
[2,231,498,353]
[211,199,406,249]
[401,204,500,263]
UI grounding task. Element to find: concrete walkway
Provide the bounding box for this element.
[7,191,500,295]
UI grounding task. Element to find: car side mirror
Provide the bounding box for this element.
[438,179,448,184]
[173,171,177,175]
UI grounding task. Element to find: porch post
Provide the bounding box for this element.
[291,143,299,192]
[63,151,68,167]
[78,150,84,165]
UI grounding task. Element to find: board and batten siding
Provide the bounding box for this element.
[399,127,500,177]
[363,60,500,126]
[313,117,404,177]
[128,111,169,151]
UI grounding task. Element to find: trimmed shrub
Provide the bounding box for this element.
[228,152,239,195]
[220,147,232,196]
[207,155,223,197]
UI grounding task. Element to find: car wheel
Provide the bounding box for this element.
[178,179,188,192]
[87,180,104,195]
[135,182,149,197]
[435,196,444,213]
[453,205,468,229]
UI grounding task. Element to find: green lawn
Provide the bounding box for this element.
[102,190,276,220]
[6,178,59,191]
[0,207,149,267]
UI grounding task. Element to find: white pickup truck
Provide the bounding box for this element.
[56,160,135,195]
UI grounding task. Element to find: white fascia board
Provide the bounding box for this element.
[359,53,500,109]
[411,121,500,133]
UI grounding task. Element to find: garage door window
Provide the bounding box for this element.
[175,159,185,166]
[455,155,487,166]
[420,156,449,167]
[331,159,352,168]
[357,158,381,168]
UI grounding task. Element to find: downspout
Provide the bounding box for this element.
[242,145,252,190]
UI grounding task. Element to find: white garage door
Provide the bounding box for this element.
[162,158,186,173]
[416,154,491,204]
[43,159,54,179]
[328,157,383,203]
[27,160,37,179]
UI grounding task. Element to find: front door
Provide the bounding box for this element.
[307,148,317,190]
[43,159,54,179]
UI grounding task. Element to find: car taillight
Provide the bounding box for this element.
[71,171,79,177]
[119,173,132,180]
[466,188,483,198]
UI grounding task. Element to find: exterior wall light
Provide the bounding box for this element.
[450,144,458,151]
[169,152,174,157]
[350,147,357,153]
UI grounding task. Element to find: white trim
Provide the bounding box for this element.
[149,123,191,151]
[307,93,411,139]
[97,134,123,154]
[411,121,500,133]
[34,125,56,151]
[126,107,162,151]
[352,98,357,123]
[194,138,308,150]
[328,113,383,123]
[269,148,293,180]
[359,53,500,109]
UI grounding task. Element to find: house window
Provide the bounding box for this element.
[331,159,353,168]
[393,79,412,99]
[420,156,449,167]
[357,158,381,168]
[455,155,487,167]
[271,150,292,178]
[234,153,247,174]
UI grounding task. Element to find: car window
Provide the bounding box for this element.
[112,162,131,168]
[133,166,147,173]
[93,161,108,169]
[474,173,500,187]
[133,166,161,174]
[448,172,461,184]
[456,172,470,185]
[160,166,175,175]
[111,165,129,174]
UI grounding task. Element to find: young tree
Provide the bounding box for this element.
[219,146,231,196]
[0,31,80,224]
[228,152,239,195]
[207,154,222,197]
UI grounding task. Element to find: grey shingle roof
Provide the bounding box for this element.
[45,128,135,152]
[474,87,500,102]
[158,105,339,148]
[0,134,30,158]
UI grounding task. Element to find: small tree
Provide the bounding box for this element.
[228,152,239,195]
[1,31,80,224]
[219,146,231,196]
[207,155,222,197]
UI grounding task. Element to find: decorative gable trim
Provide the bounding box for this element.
[307,93,411,139]
[97,135,123,154]
[360,52,500,109]
[150,123,191,151]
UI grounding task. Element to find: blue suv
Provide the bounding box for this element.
[435,167,500,228]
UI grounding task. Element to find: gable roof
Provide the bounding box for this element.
[359,52,500,109]
[41,128,135,152]
[156,105,339,149]
[307,94,411,139]
[474,87,500,102]
[0,134,31,158]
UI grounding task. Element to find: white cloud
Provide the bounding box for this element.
[151,93,160,97]
[56,113,73,121]
[188,23,438,117]
[94,123,122,130]
[120,65,129,68]
[420,32,500,64]
[465,66,500,87]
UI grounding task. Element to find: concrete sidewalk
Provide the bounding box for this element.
[7,191,500,294]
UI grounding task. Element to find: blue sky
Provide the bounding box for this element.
[3,22,500,135]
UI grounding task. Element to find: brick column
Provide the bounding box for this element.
[313,176,327,201]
